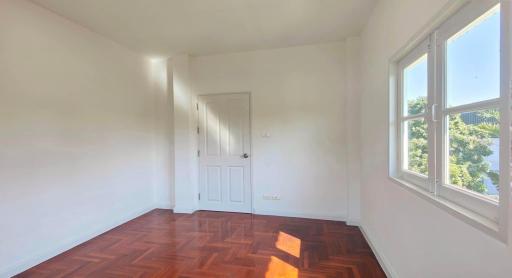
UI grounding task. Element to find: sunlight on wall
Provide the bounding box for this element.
[172,57,192,111]
[265,256,298,278]
[173,76,190,110]
[275,231,301,258]
[146,57,167,91]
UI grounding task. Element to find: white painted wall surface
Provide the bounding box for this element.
[189,43,349,220]
[0,1,172,276]
[359,0,512,277]
[170,54,199,213]
[150,58,174,209]
[345,37,362,225]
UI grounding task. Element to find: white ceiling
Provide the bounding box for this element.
[31,0,376,57]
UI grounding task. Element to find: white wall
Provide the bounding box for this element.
[345,37,362,224]
[0,1,172,276]
[150,58,174,209]
[359,0,512,277]
[170,54,199,213]
[187,43,350,220]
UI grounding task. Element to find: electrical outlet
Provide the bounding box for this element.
[263,195,280,200]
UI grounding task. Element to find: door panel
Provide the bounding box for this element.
[205,101,221,156]
[198,93,251,213]
[228,166,244,203]
[227,99,245,157]
[206,166,221,202]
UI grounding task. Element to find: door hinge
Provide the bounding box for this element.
[196,103,199,111]
[197,150,200,157]
[198,193,201,200]
[197,126,199,134]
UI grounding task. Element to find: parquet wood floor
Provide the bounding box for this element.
[16,209,386,278]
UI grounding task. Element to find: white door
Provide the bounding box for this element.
[198,93,251,213]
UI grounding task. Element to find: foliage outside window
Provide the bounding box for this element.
[407,96,500,198]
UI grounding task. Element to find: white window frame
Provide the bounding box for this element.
[389,0,511,241]
[396,38,433,192]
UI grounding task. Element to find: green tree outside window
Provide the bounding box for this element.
[407,97,499,195]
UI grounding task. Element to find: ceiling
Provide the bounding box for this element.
[31,0,376,57]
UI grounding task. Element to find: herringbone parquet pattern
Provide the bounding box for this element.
[16,209,386,278]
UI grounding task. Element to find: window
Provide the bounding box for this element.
[391,0,510,239]
[397,41,432,191]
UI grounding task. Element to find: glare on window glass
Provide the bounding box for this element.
[404,118,428,176]
[403,54,428,116]
[447,109,500,200]
[446,4,500,107]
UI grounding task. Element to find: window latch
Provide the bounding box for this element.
[431,104,438,122]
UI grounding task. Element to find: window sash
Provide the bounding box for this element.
[397,38,431,191]
[435,0,502,220]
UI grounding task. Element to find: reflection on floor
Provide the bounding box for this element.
[17,209,386,278]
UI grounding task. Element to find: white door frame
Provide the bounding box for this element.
[196,92,253,213]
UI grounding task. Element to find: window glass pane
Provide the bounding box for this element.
[446,4,500,107]
[447,108,500,200]
[403,54,428,116]
[404,118,428,176]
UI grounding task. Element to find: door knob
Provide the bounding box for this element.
[242,153,249,159]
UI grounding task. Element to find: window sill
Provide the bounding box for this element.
[389,176,507,243]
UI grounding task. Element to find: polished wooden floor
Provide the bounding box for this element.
[16,209,386,278]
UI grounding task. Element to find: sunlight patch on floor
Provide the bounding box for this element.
[275,231,301,258]
[265,256,299,278]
